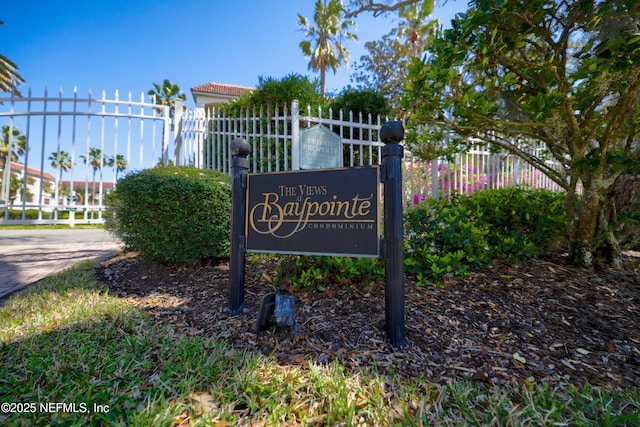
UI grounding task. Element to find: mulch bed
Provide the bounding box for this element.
[95,252,640,390]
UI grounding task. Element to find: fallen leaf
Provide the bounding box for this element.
[189,391,217,413]
[261,271,272,283]
[513,352,527,364]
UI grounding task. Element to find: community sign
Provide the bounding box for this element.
[245,166,379,257]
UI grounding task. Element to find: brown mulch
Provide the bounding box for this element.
[95,252,640,390]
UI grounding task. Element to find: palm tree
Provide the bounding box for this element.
[298,0,358,96]
[1,125,27,202]
[395,2,438,58]
[48,150,72,182]
[8,175,25,206]
[80,147,107,205]
[108,154,128,179]
[0,21,25,94]
[147,79,187,118]
[48,150,72,205]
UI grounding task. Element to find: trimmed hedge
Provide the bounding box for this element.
[404,188,567,284]
[106,166,232,265]
[0,209,86,220]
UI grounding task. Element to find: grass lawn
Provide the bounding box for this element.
[0,261,638,426]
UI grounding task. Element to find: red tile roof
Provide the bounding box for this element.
[191,82,253,97]
[0,160,55,181]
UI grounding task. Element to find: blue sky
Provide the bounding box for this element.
[4,1,467,108]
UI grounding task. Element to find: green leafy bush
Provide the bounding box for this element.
[0,209,85,220]
[404,194,491,284]
[106,166,232,265]
[468,188,567,258]
[0,209,50,220]
[404,188,567,284]
[275,255,384,292]
[270,188,567,289]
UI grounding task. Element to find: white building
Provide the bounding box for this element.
[0,160,55,206]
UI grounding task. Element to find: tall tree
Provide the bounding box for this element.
[8,175,24,206]
[344,0,432,17]
[108,154,128,179]
[147,79,187,118]
[80,148,107,205]
[401,0,640,268]
[395,2,436,58]
[48,150,72,182]
[350,1,437,112]
[0,21,25,93]
[0,125,27,203]
[298,0,359,95]
[49,150,72,205]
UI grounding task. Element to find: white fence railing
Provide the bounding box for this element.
[0,92,565,225]
[0,88,174,225]
[183,100,565,210]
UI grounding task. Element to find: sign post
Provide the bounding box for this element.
[229,137,251,316]
[380,121,406,348]
[228,121,406,347]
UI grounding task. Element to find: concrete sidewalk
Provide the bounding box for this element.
[0,229,122,302]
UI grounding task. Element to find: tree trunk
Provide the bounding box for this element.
[613,175,640,251]
[567,181,622,269]
[567,187,599,267]
[0,157,9,203]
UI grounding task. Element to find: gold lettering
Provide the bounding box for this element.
[249,190,376,239]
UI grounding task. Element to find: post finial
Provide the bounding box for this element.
[380,121,404,144]
[231,137,251,158]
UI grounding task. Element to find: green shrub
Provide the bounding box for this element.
[0,209,98,220]
[275,255,384,292]
[468,188,567,258]
[404,194,491,284]
[106,166,232,265]
[404,188,567,284]
[0,209,50,220]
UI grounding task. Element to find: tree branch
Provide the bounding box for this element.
[345,0,421,17]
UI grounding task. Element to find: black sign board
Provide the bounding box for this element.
[246,166,380,257]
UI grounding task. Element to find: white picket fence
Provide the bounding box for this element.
[0,92,564,225]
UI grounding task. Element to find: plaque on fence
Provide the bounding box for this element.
[300,124,343,169]
[245,166,379,257]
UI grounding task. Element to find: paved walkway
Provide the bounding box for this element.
[0,229,122,302]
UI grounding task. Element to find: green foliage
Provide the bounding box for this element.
[404,194,491,284]
[106,166,231,265]
[298,0,358,95]
[272,189,567,289]
[469,188,568,257]
[275,255,384,292]
[226,73,325,114]
[401,0,640,267]
[147,79,186,117]
[404,188,567,284]
[330,86,392,119]
[0,21,25,93]
[0,209,86,220]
